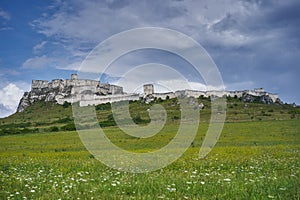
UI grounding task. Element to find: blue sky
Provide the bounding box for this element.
[0,0,299,118]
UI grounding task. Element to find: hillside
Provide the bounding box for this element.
[0,96,299,135]
[0,97,299,199]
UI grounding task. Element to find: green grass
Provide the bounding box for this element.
[0,98,299,199]
[1,97,299,134]
[0,119,299,199]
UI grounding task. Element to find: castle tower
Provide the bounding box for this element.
[143,84,154,96]
[71,74,78,80]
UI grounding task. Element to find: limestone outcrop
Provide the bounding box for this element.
[17,75,283,113]
[17,74,125,112]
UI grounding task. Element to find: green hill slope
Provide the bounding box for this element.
[0,97,299,135]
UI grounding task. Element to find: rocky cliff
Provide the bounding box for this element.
[17,74,283,113]
[17,84,73,112]
[241,93,283,104]
[17,74,124,112]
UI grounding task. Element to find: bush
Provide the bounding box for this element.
[133,115,142,123]
[62,101,71,108]
[95,103,111,111]
[99,120,117,127]
[49,126,59,132]
[61,123,76,131]
[172,116,180,121]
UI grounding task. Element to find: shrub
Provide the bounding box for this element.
[61,123,76,131]
[62,101,71,108]
[49,126,59,132]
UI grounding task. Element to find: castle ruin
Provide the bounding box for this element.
[17,74,282,112]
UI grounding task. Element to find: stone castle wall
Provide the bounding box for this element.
[32,80,49,89]
[17,75,281,113]
[79,94,140,106]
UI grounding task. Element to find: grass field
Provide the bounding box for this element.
[0,98,300,199]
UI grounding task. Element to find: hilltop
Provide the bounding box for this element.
[1,94,299,136]
[1,74,299,135]
[17,74,283,113]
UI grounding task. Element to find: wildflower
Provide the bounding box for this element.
[30,189,35,193]
[167,187,176,192]
[200,181,205,185]
[111,183,116,187]
[223,178,231,182]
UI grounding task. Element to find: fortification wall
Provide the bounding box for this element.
[109,85,123,94]
[73,79,99,87]
[144,84,154,96]
[206,91,226,97]
[25,75,281,112]
[226,91,244,98]
[71,85,97,95]
[268,93,279,102]
[79,94,140,106]
[153,92,176,100]
[32,80,49,89]
[48,79,65,90]
[184,90,207,98]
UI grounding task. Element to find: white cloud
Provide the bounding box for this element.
[33,41,47,54]
[0,83,24,118]
[0,8,12,31]
[25,0,300,104]
[28,0,268,76]
[32,0,256,47]
[108,63,224,94]
[21,55,54,69]
[224,81,255,91]
[0,9,10,20]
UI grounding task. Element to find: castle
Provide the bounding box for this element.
[17,74,281,112]
[143,85,279,103]
[17,74,139,112]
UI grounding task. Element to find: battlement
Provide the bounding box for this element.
[17,74,282,113]
[31,80,49,89]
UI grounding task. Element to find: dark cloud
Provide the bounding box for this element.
[26,0,300,104]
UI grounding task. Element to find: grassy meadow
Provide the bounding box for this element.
[0,97,299,199]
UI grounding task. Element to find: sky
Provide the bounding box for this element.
[0,0,299,118]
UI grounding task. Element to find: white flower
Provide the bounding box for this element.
[167,187,176,192]
[30,190,35,193]
[200,181,205,185]
[223,178,231,182]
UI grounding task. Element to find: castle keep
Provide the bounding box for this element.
[17,74,139,112]
[17,74,281,112]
